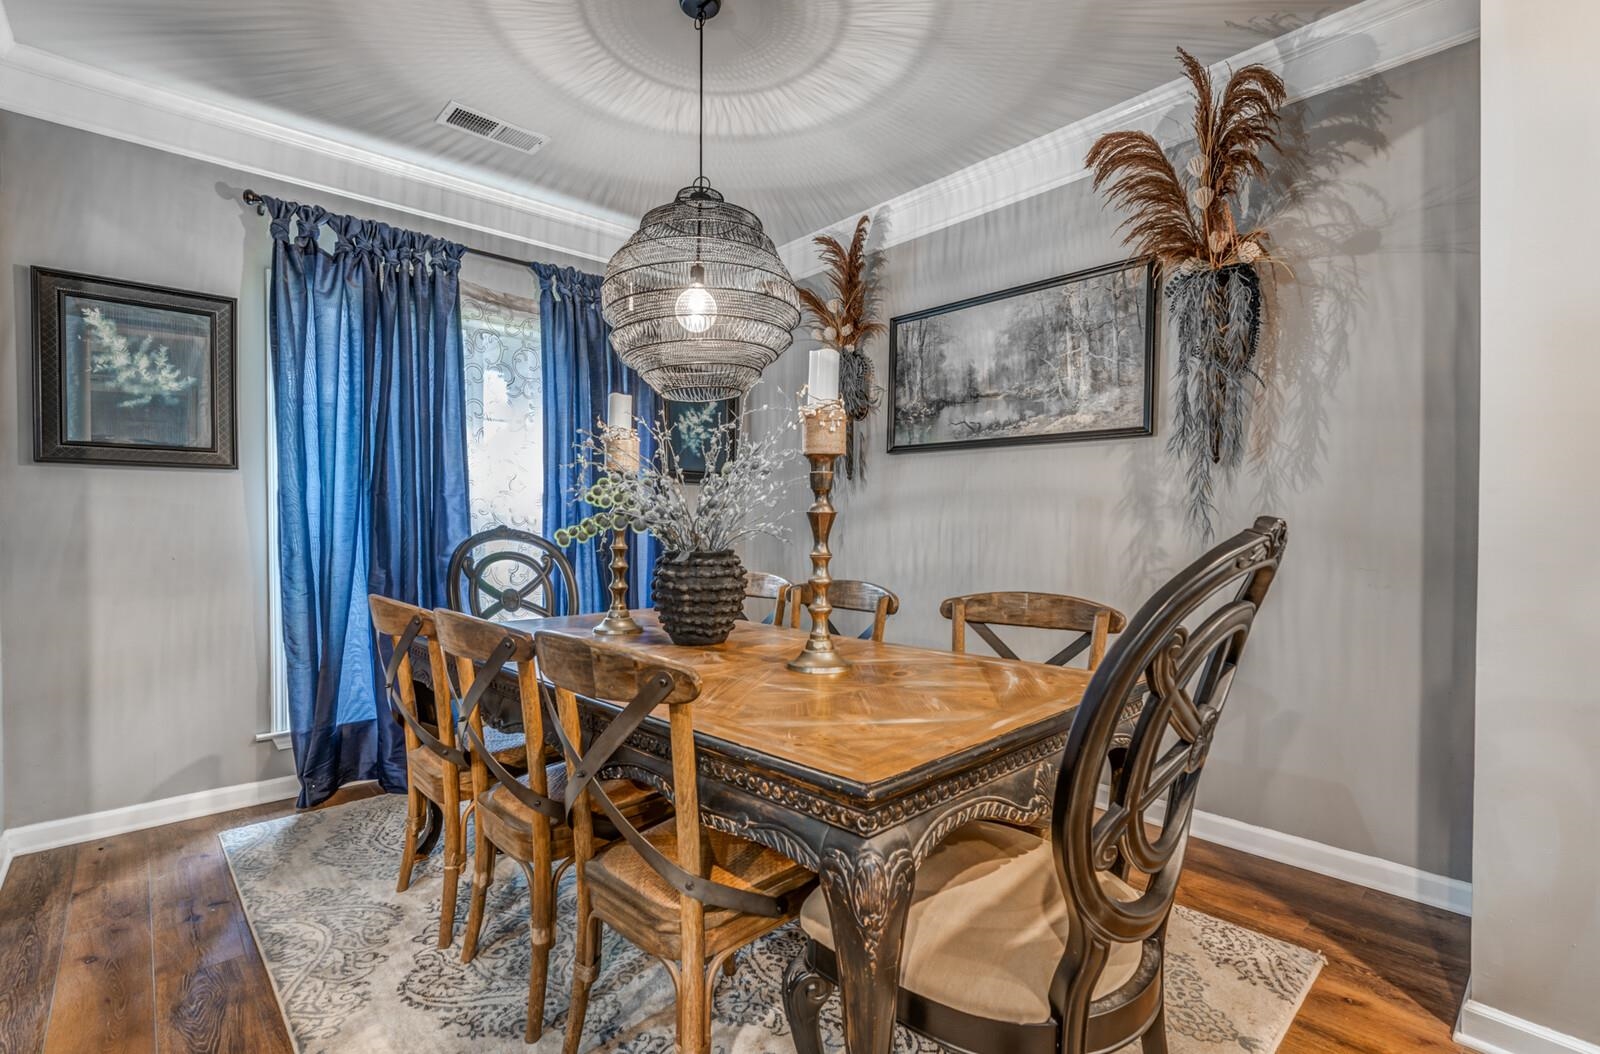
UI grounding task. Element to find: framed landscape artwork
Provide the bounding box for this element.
[664,397,738,483]
[33,267,237,468]
[888,258,1156,453]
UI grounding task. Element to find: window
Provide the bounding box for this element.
[461,281,543,533]
[262,272,291,746]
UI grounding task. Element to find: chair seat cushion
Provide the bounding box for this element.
[799,822,1144,1025]
[587,821,814,951]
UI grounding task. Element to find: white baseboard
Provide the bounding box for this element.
[1,775,301,861]
[1095,787,1472,916]
[0,830,13,892]
[1188,808,1473,916]
[1456,999,1600,1054]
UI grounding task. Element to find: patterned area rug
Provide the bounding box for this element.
[220,795,1321,1053]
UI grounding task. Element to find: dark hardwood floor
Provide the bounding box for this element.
[0,787,1470,1053]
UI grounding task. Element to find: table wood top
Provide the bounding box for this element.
[511,610,1089,796]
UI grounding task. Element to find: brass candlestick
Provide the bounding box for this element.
[789,399,850,675]
[593,426,643,637]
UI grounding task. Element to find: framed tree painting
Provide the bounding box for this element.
[664,397,738,483]
[888,258,1156,453]
[33,267,237,468]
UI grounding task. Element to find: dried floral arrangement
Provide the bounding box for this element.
[554,403,796,557]
[799,214,884,481]
[1087,48,1287,537]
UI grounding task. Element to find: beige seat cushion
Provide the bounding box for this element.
[799,821,1144,1025]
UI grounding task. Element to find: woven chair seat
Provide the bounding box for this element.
[476,767,669,862]
[588,820,814,959]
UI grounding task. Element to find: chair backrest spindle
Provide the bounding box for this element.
[537,633,786,919]
[1046,516,1288,1032]
[742,571,796,627]
[369,596,460,764]
[792,579,900,641]
[941,591,1127,669]
[433,610,561,820]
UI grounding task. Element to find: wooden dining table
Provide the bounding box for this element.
[435,608,1091,1054]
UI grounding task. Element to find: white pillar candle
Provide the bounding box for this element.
[808,347,840,404]
[607,392,633,430]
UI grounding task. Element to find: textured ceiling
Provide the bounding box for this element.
[6,0,1358,242]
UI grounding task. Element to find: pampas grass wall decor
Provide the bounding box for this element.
[1087,48,1286,537]
[798,214,884,482]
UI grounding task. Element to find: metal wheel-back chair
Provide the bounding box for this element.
[785,516,1289,1054]
[447,525,577,622]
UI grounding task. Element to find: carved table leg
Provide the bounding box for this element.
[817,833,916,1054]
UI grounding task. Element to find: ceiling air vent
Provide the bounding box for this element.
[435,101,548,156]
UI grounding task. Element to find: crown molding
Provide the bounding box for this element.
[780,0,1480,277]
[0,0,632,264]
[0,0,1476,275]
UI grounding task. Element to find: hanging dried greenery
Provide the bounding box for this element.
[798,215,884,482]
[1087,48,1286,537]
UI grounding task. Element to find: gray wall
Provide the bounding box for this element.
[1472,2,1600,1042]
[0,111,587,829]
[749,44,1479,881]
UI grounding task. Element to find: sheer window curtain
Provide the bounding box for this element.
[263,197,470,807]
[461,281,543,534]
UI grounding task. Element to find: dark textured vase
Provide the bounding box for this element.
[652,550,746,646]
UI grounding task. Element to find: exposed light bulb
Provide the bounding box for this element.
[675,264,717,334]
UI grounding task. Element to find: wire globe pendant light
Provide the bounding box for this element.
[601,0,801,402]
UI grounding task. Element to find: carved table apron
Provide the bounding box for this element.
[423,610,1087,1054]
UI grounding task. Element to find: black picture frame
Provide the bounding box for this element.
[887,257,1157,454]
[32,267,238,469]
[664,397,739,483]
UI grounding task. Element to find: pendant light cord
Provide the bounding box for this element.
[692,14,707,273]
[696,15,705,183]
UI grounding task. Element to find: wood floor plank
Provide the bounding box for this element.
[1176,839,1470,1053]
[0,848,78,1054]
[43,921,157,1054]
[41,834,158,1054]
[151,815,292,1054]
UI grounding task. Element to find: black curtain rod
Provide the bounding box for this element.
[241,189,540,270]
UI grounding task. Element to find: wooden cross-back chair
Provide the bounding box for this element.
[539,632,816,1054]
[431,610,669,1042]
[790,578,900,641]
[941,591,1129,670]
[785,517,1289,1054]
[743,570,795,627]
[447,525,577,622]
[370,595,530,949]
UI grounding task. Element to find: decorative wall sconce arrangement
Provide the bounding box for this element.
[797,215,884,482]
[1087,47,1287,538]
